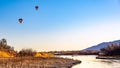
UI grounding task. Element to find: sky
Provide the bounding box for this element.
[0,0,120,51]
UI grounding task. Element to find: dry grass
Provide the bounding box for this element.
[0,57,81,68]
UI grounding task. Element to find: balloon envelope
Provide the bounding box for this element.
[18,18,23,23]
[35,6,39,10]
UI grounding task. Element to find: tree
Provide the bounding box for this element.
[0,38,14,51]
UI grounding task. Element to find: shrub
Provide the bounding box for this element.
[17,48,36,57]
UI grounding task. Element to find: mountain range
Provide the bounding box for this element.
[84,40,120,51]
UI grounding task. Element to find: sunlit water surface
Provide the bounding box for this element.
[59,55,120,68]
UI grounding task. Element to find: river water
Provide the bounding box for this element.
[59,55,120,68]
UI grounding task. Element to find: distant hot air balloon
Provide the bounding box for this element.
[18,18,23,23]
[35,6,39,10]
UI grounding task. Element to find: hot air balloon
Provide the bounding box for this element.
[18,18,23,23]
[35,6,39,10]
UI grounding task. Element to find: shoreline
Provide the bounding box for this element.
[96,56,120,59]
[0,57,81,68]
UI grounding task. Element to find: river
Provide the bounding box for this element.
[59,55,120,68]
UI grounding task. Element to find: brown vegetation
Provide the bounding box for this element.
[17,48,36,57]
[99,43,120,56]
[0,57,81,68]
[49,50,99,55]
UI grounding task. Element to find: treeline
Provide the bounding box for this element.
[49,50,99,55]
[99,43,120,56]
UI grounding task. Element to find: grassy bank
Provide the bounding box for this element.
[0,57,81,68]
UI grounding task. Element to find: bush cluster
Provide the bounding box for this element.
[100,43,120,56]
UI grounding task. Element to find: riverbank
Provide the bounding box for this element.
[96,56,120,59]
[0,57,81,68]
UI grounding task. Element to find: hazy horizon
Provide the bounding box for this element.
[0,0,120,51]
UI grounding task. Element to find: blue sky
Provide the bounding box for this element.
[0,0,120,51]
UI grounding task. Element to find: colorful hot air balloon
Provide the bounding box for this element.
[35,6,39,10]
[18,18,23,23]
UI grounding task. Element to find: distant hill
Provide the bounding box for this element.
[84,40,120,51]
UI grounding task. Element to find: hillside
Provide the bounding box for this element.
[84,40,120,51]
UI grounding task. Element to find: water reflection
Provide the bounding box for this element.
[59,55,120,68]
